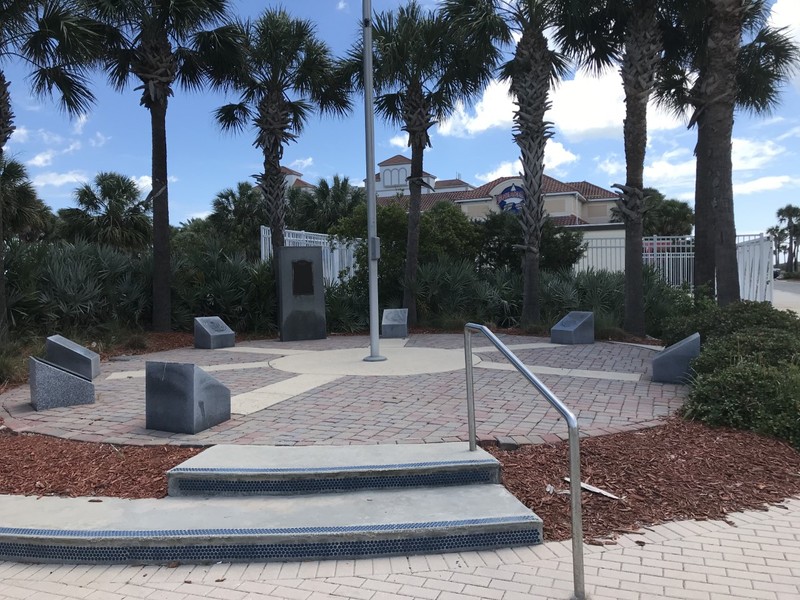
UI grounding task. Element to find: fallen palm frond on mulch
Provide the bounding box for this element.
[488,417,800,542]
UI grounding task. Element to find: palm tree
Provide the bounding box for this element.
[444,0,566,326]
[777,205,800,273]
[287,175,365,234]
[88,0,242,330]
[1,157,53,242]
[656,0,799,304]
[766,225,788,268]
[0,1,107,343]
[611,188,694,236]
[351,1,500,325]
[214,8,351,261]
[208,181,267,260]
[58,172,152,250]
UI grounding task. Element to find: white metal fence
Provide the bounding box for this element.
[260,227,359,284]
[578,234,773,302]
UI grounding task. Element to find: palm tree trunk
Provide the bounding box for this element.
[617,0,660,337]
[402,137,424,326]
[150,99,172,331]
[257,149,286,259]
[511,30,551,328]
[0,72,16,344]
[701,0,743,306]
[693,116,716,298]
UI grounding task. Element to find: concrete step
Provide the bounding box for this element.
[0,485,542,565]
[167,442,500,496]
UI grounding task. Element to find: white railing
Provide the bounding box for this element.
[260,227,359,284]
[578,234,773,302]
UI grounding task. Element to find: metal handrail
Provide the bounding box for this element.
[464,323,585,600]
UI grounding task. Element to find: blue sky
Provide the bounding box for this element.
[2,0,799,236]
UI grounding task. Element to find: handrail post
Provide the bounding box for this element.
[464,328,477,451]
[463,323,585,600]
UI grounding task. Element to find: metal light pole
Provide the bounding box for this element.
[363,0,385,362]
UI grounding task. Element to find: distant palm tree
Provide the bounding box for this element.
[88,0,242,330]
[350,0,500,325]
[214,8,351,259]
[610,188,694,236]
[0,1,107,343]
[208,181,267,260]
[287,176,365,234]
[58,172,152,251]
[766,225,788,268]
[656,0,799,304]
[444,0,566,326]
[777,205,800,273]
[0,158,52,242]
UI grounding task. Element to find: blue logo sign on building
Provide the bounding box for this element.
[496,184,525,213]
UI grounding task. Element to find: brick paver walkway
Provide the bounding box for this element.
[1,498,797,599]
[0,335,686,446]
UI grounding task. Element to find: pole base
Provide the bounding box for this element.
[363,354,387,362]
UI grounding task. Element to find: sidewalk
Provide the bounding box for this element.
[0,498,797,599]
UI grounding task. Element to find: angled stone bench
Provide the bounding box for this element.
[551,311,594,345]
[45,334,100,381]
[145,362,231,434]
[29,357,95,411]
[652,332,701,384]
[194,316,235,350]
[381,308,408,338]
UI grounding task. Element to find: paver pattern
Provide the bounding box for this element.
[0,335,685,446]
[0,498,797,599]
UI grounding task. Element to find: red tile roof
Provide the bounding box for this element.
[435,178,472,190]
[292,178,314,188]
[378,154,411,166]
[566,181,618,200]
[550,215,588,226]
[281,166,303,176]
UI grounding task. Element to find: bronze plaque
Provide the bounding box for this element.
[292,260,314,296]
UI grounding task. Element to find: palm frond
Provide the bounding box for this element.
[214,102,252,133]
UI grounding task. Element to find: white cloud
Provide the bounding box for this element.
[475,160,521,182]
[134,175,178,193]
[188,211,211,220]
[545,140,578,173]
[27,151,55,167]
[438,79,514,137]
[596,154,625,177]
[63,141,81,154]
[644,148,696,189]
[32,170,88,188]
[89,132,109,147]
[770,0,800,90]
[389,134,407,149]
[548,68,685,141]
[777,125,800,141]
[289,157,314,172]
[72,114,89,135]
[734,175,800,195]
[37,130,64,145]
[10,126,30,144]
[732,138,785,170]
[337,0,348,10]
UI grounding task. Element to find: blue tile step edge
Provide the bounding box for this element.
[167,442,500,496]
[0,486,542,565]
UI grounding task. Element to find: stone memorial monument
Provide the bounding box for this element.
[194,316,235,349]
[29,357,95,410]
[277,246,326,342]
[45,334,100,380]
[550,311,594,345]
[652,332,701,384]
[145,362,231,434]
[381,308,408,338]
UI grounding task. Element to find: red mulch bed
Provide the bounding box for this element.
[488,417,800,542]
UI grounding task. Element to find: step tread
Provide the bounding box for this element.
[0,485,537,538]
[168,442,497,476]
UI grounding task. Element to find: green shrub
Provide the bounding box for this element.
[325,279,367,333]
[691,327,800,375]
[663,300,800,346]
[685,362,800,448]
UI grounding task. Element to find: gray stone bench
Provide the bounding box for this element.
[652,332,701,384]
[45,334,100,380]
[194,317,235,349]
[551,311,594,345]
[382,308,408,338]
[145,362,231,434]
[29,357,95,411]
